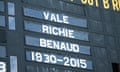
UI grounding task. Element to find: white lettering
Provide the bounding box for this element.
[70,58,77,67]
[43,12,69,24]
[40,38,46,47]
[72,44,79,53]
[59,28,66,37]
[50,13,57,22]
[42,25,75,38]
[52,26,59,35]
[66,42,72,52]
[39,38,80,53]
[69,30,75,38]
[0,62,6,72]
[53,41,60,49]
[56,14,63,23]
[43,11,49,20]
[80,59,87,69]
[47,40,53,48]
[60,42,67,51]
[63,15,69,24]
[42,25,49,33]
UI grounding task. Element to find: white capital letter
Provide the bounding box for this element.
[40,38,46,47]
[43,11,49,20]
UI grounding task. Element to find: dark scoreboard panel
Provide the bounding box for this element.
[0,61,6,72]
[0,0,120,72]
[0,0,7,72]
[25,35,91,55]
[24,20,89,41]
[26,51,93,69]
[24,7,87,28]
[23,0,93,71]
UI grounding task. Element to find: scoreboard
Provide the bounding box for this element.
[23,3,93,70]
[1,0,120,72]
[26,51,92,69]
[68,0,120,11]
[0,62,6,72]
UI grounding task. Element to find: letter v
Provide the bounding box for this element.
[43,11,49,20]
